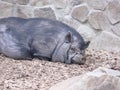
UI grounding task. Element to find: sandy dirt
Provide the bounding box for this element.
[0,49,119,90]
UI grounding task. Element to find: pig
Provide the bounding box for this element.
[0,17,90,64]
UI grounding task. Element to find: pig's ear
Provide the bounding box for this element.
[84,41,90,49]
[65,32,73,43]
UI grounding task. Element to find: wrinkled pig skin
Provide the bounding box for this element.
[0,17,90,64]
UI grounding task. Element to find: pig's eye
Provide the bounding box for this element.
[71,47,75,51]
[70,47,76,53]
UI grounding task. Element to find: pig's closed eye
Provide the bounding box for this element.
[70,47,76,53]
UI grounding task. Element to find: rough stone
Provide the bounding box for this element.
[111,23,120,37]
[71,5,89,22]
[49,67,120,90]
[53,8,70,18]
[68,0,83,7]
[52,0,68,9]
[16,5,33,18]
[87,0,107,10]
[34,7,56,19]
[77,25,96,41]
[89,31,120,52]
[88,11,110,31]
[30,0,49,7]
[58,16,80,30]
[87,75,120,90]
[0,1,13,18]
[107,0,120,24]
[16,0,29,5]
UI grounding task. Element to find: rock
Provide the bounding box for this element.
[77,25,96,41]
[87,0,107,10]
[87,75,120,90]
[88,11,110,31]
[49,67,120,90]
[86,67,120,90]
[16,5,33,18]
[107,0,120,24]
[71,4,89,22]
[68,0,84,7]
[87,67,120,77]
[58,16,80,30]
[30,0,49,7]
[53,8,70,18]
[0,1,13,18]
[112,23,120,36]
[16,0,29,5]
[52,0,68,9]
[34,7,56,19]
[89,31,120,52]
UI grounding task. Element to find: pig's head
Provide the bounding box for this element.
[52,32,90,64]
[68,39,90,64]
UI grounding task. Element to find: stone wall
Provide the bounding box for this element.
[0,0,120,52]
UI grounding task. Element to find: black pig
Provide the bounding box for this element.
[0,17,90,64]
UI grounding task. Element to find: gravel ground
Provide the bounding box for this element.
[0,49,119,90]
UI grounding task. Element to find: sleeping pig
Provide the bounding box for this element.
[0,17,90,64]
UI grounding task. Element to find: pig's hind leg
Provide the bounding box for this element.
[0,41,33,60]
[0,25,33,60]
